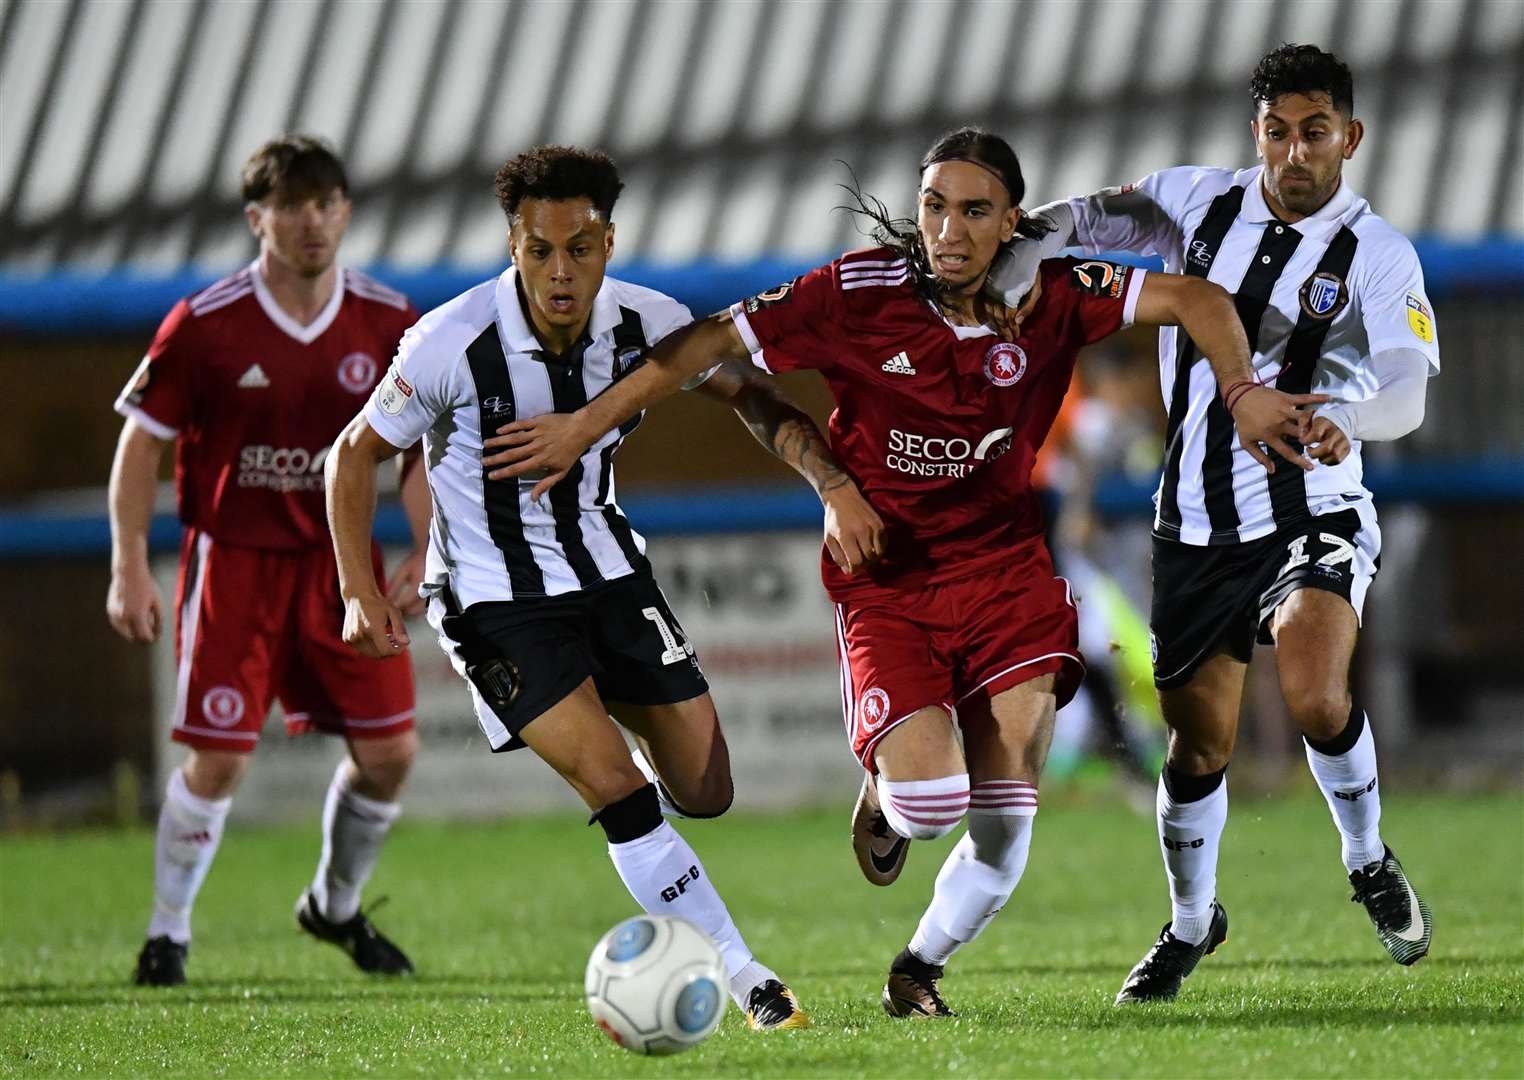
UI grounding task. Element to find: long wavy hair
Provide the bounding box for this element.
[839,127,1053,304]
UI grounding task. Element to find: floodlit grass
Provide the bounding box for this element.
[3,791,1520,1077]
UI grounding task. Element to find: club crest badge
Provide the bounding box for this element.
[337,351,378,393]
[1299,272,1348,320]
[984,341,1028,387]
[858,688,891,733]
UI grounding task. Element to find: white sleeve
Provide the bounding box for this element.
[1064,168,1192,258]
[1355,236,1441,373]
[989,202,1075,308]
[362,321,453,450]
[1314,348,1430,442]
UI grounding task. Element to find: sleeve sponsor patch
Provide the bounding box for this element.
[1071,260,1129,299]
[743,281,794,314]
[1405,293,1435,344]
[377,365,413,415]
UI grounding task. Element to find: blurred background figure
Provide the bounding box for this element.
[1,0,1520,825]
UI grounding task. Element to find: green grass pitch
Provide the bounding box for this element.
[3,790,1520,1077]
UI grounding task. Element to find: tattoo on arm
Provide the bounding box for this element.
[735,381,851,495]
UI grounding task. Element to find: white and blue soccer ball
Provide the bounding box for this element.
[585,915,727,1055]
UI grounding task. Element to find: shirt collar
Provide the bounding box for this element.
[494,265,624,355]
[1241,164,1357,237]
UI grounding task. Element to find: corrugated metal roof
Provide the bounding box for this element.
[1,0,1520,275]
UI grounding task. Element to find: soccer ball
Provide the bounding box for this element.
[585,915,728,1055]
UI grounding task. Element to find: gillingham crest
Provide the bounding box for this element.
[1299,272,1347,320]
[983,342,1028,387]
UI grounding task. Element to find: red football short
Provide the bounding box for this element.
[832,534,1083,771]
[170,529,415,752]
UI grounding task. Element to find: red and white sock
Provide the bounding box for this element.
[908,780,1038,965]
[879,774,970,841]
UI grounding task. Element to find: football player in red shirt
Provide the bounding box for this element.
[484,129,1316,1015]
[106,136,428,986]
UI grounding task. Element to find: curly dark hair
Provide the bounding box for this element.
[494,145,623,223]
[241,135,347,204]
[839,127,1053,303]
[1250,43,1354,116]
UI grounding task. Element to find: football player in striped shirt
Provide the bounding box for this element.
[990,44,1437,1000]
[327,146,882,1030]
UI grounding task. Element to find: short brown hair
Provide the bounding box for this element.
[494,145,623,223]
[241,135,348,204]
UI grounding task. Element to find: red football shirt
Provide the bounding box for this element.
[114,264,418,551]
[731,248,1145,598]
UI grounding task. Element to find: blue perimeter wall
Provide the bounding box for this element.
[2,240,1520,556]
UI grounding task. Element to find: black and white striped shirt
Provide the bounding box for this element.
[363,267,703,605]
[1062,165,1441,545]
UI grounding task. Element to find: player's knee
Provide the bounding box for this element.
[879,774,970,840]
[579,759,650,812]
[1284,687,1350,744]
[666,772,734,818]
[352,732,417,800]
[1165,730,1231,776]
[182,750,250,799]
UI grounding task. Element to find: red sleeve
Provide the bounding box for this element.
[727,261,841,374]
[1043,257,1146,347]
[114,299,196,437]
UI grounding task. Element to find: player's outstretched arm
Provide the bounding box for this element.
[325,414,411,658]
[483,312,747,500]
[695,362,885,575]
[1133,273,1328,474]
[106,418,169,644]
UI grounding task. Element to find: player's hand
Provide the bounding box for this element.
[342,593,410,658]
[986,232,1048,311]
[106,562,163,644]
[482,414,589,501]
[1229,385,1329,473]
[385,551,428,618]
[1303,414,1351,466]
[822,483,885,576]
[990,273,1043,341]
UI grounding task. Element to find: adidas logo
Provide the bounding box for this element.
[237,363,270,389]
[881,350,916,375]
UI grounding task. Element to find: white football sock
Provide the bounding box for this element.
[1158,770,1227,945]
[908,782,1038,966]
[606,821,758,1006]
[311,761,402,924]
[147,769,231,944]
[1305,713,1385,872]
[879,773,970,841]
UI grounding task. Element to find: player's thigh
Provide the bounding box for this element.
[611,695,732,814]
[1157,650,1247,773]
[835,597,957,776]
[516,677,647,810]
[961,672,1057,784]
[1269,587,1359,739]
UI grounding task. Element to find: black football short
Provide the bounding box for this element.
[431,570,709,752]
[1150,507,1381,690]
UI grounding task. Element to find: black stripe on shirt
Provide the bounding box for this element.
[464,324,546,597]
[1268,226,1360,526]
[540,336,606,589]
[597,307,651,571]
[1157,185,1245,537]
[1200,224,1304,538]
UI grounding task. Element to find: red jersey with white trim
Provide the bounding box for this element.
[114,264,418,551]
[730,248,1146,598]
